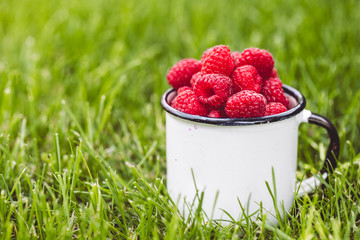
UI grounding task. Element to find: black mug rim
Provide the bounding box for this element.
[161,84,307,126]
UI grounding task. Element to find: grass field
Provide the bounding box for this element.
[0,0,360,238]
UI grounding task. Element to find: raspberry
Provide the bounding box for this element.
[264,102,287,116]
[201,45,235,76]
[167,58,202,89]
[231,65,263,93]
[231,51,242,68]
[260,77,289,108]
[201,46,214,63]
[177,86,192,94]
[208,109,228,118]
[194,74,232,108]
[237,48,274,79]
[225,90,267,118]
[270,68,278,78]
[190,72,204,87]
[171,89,208,116]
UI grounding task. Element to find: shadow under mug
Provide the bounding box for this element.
[161,85,339,224]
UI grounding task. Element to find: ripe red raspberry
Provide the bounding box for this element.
[167,58,202,89]
[190,72,204,87]
[237,48,274,79]
[264,102,287,116]
[231,65,263,93]
[270,68,278,78]
[201,46,214,63]
[171,89,208,116]
[231,51,242,68]
[208,109,226,118]
[194,74,232,108]
[201,45,235,76]
[177,86,192,94]
[225,90,267,118]
[260,77,289,108]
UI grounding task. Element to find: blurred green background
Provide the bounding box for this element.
[1,0,359,167]
[0,0,359,238]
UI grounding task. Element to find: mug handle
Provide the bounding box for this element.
[296,110,340,196]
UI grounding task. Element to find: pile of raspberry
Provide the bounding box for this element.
[167,45,290,118]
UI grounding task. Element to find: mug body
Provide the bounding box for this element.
[162,85,307,224]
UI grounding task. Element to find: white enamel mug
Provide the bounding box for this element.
[161,85,339,224]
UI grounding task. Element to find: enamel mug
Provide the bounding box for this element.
[161,85,339,224]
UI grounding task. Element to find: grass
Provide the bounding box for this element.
[0,0,359,238]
